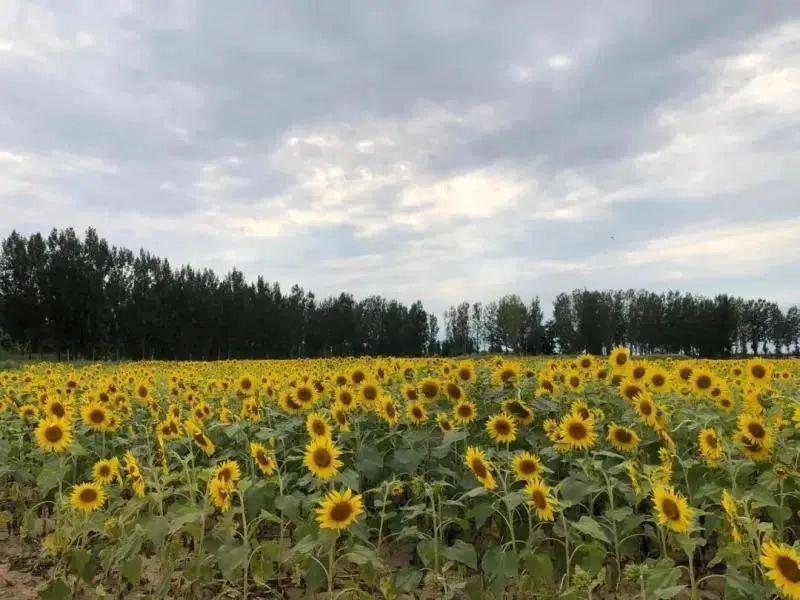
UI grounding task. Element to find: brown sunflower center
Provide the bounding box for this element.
[705,434,718,449]
[696,375,711,389]
[633,366,646,379]
[51,403,65,418]
[751,365,766,379]
[412,407,423,419]
[99,465,111,477]
[494,419,511,436]
[568,422,587,440]
[470,457,488,479]
[44,425,64,443]
[312,421,327,436]
[640,402,653,416]
[313,448,332,467]
[747,422,765,439]
[297,387,312,403]
[777,555,800,583]
[421,382,438,398]
[614,429,633,444]
[340,392,353,405]
[89,409,105,424]
[519,459,538,474]
[661,498,681,521]
[446,384,462,400]
[615,353,627,366]
[80,488,98,503]
[330,501,353,522]
[531,490,547,510]
[385,403,396,419]
[458,368,471,381]
[652,375,665,387]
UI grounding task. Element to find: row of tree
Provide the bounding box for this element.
[442,291,799,357]
[0,228,796,360]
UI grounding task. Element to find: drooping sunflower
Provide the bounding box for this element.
[699,427,723,462]
[437,413,455,433]
[735,431,773,462]
[652,485,693,533]
[35,418,73,453]
[43,398,71,421]
[464,446,496,490]
[306,412,332,439]
[377,396,400,425]
[70,482,106,513]
[452,399,478,424]
[512,451,543,482]
[316,488,364,531]
[92,457,120,485]
[157,416,182,440]
[526,478,557,521]
[486,413,517,444]
[406,400,428,425]
[559,415,596,450]
[81,401,110,432]
[401,384,420,403]
[502,399,534,425]
[208,478,232,512]
[738,414,772,447]
[761,541,800,600]
[184,419,215,456]
[444,381,465,402]
[493,362,520,387]
[304,436,343,480]
[632,391,658,426]
[331,404,350,432]
[620,379,646,404]
[606,424,640,453]
[237,373,256,396]
[250,441,277,475]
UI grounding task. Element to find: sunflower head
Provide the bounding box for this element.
[70,482,106,513]
[316,488,364,530]
[487,413,517,444]
[652,485,693,533]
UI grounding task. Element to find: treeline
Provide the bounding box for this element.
[0,228,797,360]
[442,291,799,357]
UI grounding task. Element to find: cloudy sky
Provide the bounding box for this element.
[2,1,799,316]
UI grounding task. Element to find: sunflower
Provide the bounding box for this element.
[502,399,534,425]
[570,400,592,421]
[335,387,357,411]
[577,354,594,371]
[564,369,585,393]
[761,541,800,600]
[81,401,110,432]
[304,436,343,480]
[34,418,73,453]
[406,400,428,425]
[208,478,232,512]
[620,379,646,404]
[401,384,419,403]
[316,488,364,531]
[358,379,380,406]
[606,424,640,453]
[526,478,557,521]
[157,416,182,440]
[632,391,658,426]
[487,413,517,444]
[609,346,630,371]
[464,446,496,490]
[444,382,465,402]
[721,489,742,542]
[184,420,215,456]
[698,428,722,462]
[738,414,772,447]
[453,399,477,425]
[419,377,440,401]
[306,412,332,439]
[331,404,350,432]
[647,366,670,392]
[44,398,71,421]
[689,368,715,397]
[250,441,277,475]
[350,367,367,385]
[746,358,772,388]
[437,413,455,432]
[735,431,772,462]
[294,382,317,406]
[92,458,120,485]
[455,361,475,384]
[237,373,256,396]
[377,396,400,425]
[559,415,596,450]
[493,362,520,387]
[213,460,241,486]
[70,482,106,513]
[652,485,693,533]
[512,451,543,482]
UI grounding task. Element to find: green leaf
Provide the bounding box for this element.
[571,516,610,544]
[217,543,250,581]
[120,555,142,587]
[36,458,68,495]
[355,447,384,481]
[523,552,553,585]
[416,539,443,568]
[274,494,301,520]
[143,515,169,547]
[68,549,94,583]
[443,540,477,570]
[395,568,423,593]
[38,579,71,600]
[389,448,425,474]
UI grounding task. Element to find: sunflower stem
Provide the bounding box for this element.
[327,533,338,598]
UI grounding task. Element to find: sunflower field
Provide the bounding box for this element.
[1,350,800,599]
